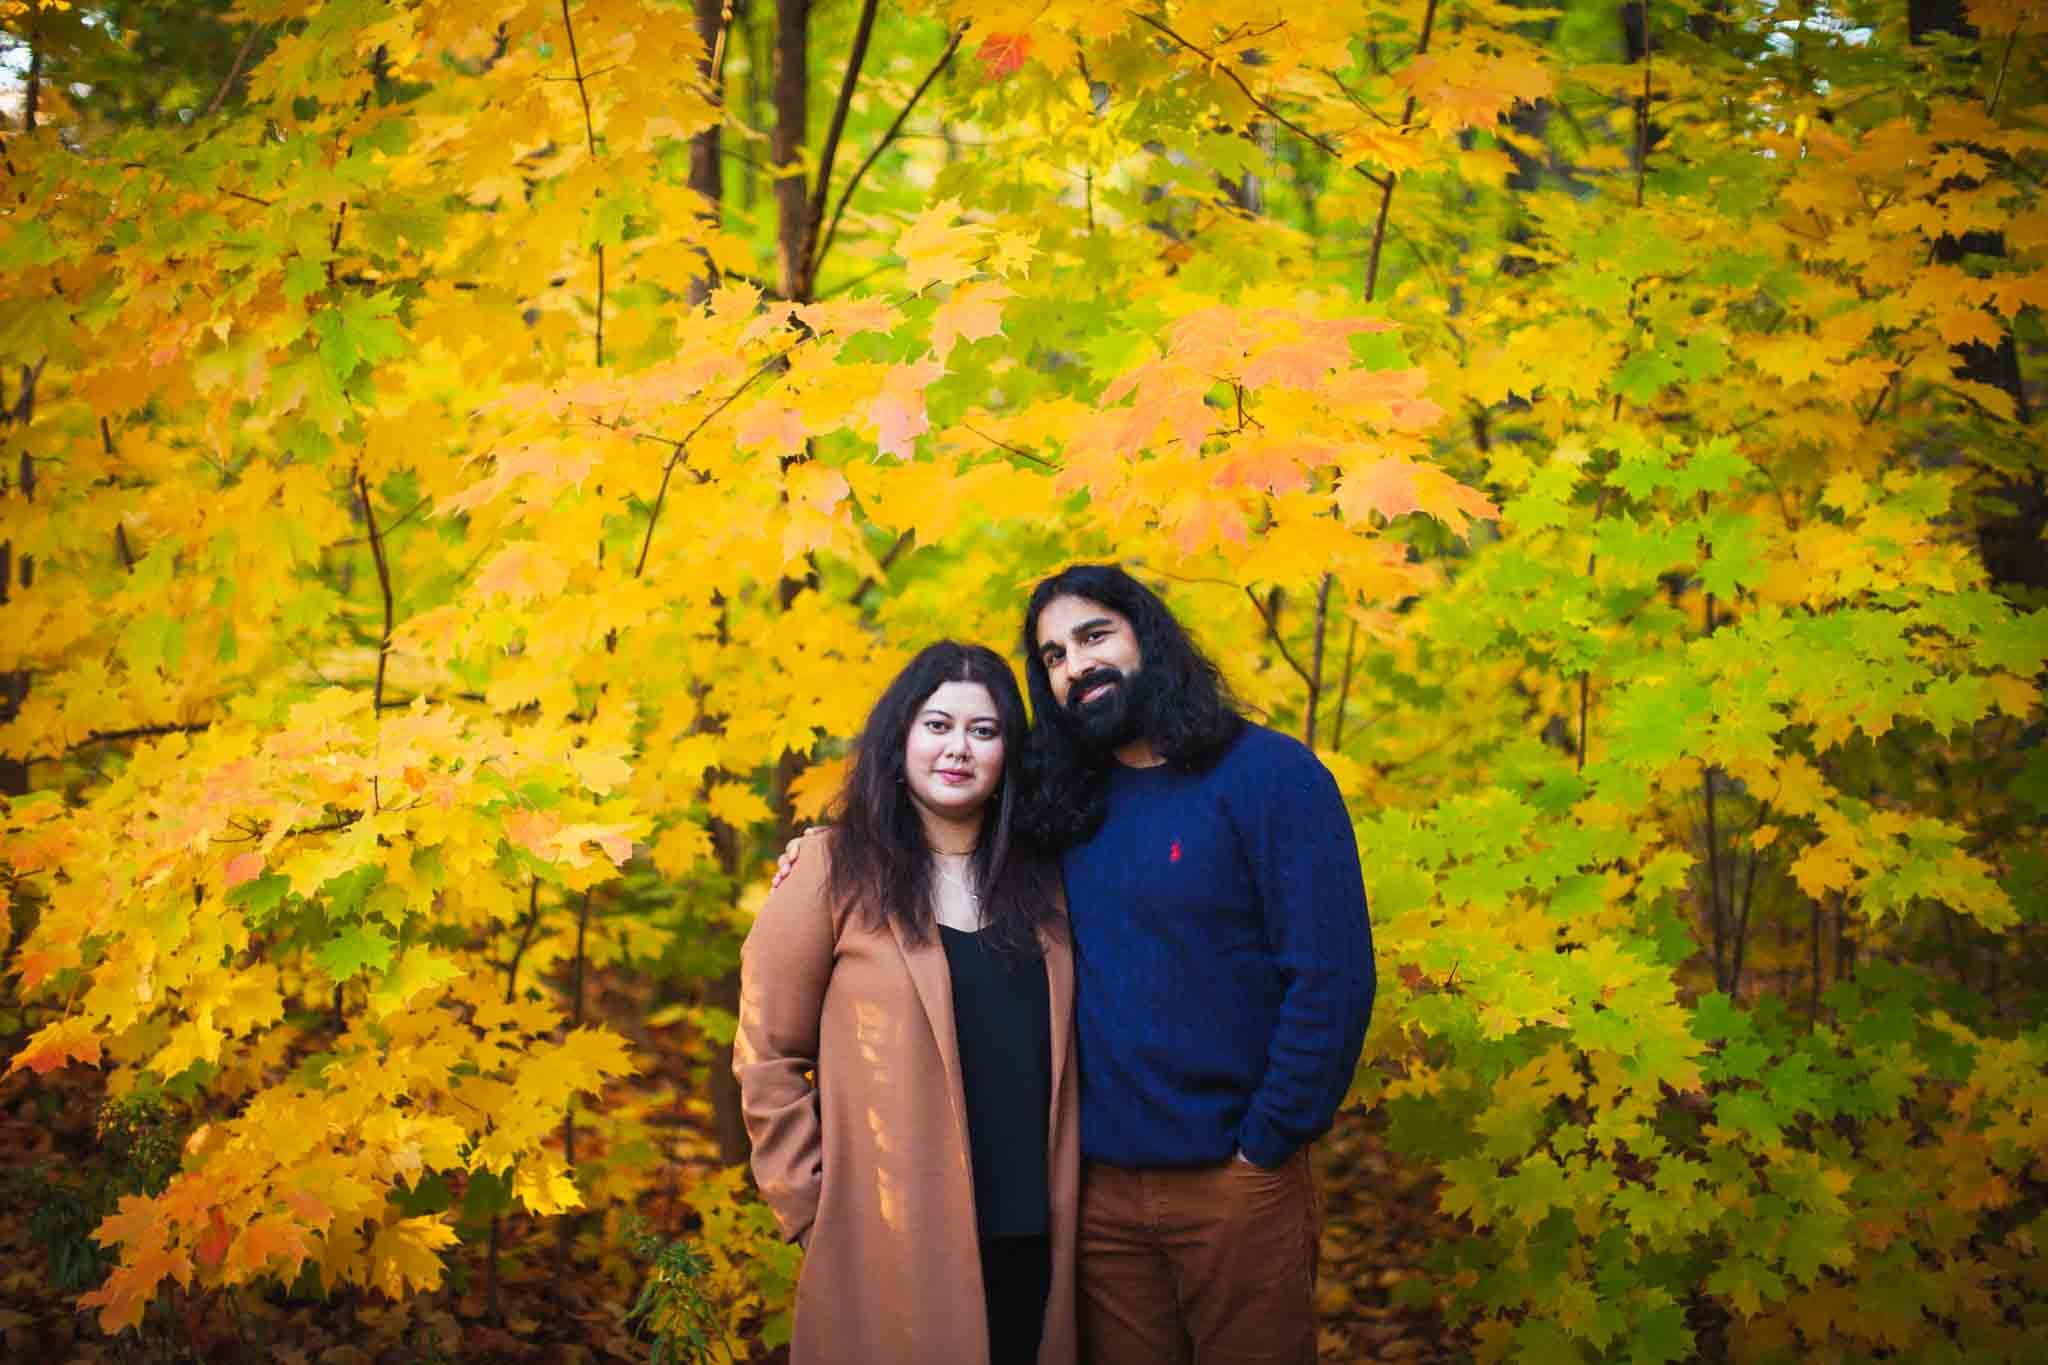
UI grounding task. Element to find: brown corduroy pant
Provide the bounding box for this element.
[1077,1148,1321,1365]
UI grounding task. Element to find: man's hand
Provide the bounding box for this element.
[770,830,819,890]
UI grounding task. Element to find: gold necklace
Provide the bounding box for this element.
[933,857,980,904]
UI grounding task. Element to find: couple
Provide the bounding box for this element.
[733,564,1376,1365]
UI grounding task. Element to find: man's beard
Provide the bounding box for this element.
[1061,666,1146,753]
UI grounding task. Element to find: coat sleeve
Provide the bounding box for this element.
[734,833,838,1246]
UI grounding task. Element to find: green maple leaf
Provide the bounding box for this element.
[1611,348,1683,403]
[283,256,327,303]
[1712,1088,1781,1143]
[312,290,405,385]
[316,922,395,982]
[1626,1292,1695,1364]
[1777,1210,1849,1285]
[1673,438,1753,497]
[1689,991,1750,1043]
[228,872,295,924]
[1698,513,1764,598]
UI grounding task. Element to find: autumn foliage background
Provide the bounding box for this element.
[1,0,2045,1359]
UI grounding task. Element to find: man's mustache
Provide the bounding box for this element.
[1067,668,1124,710]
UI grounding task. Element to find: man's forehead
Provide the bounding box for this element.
[1036,596,1121,644]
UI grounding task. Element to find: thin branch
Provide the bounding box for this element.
[1131,11,1391,193]
[1987,26,2018,118]
[803,0,882,282]
[1331,616,1359,750]
[633,348,799,575]
[1305,573,1332,748]
[848,530,914,605]
[560,0,605,364]
[1363,0,1439,302]
[505,879,542,1002]
[357,473,396,716]
[66,721,213,752]
[559,0,601,157]
[203,24,268,118]
[1245,586,1314,688]
[961,422,1057,469]
[334,493,433,546]
[813,26,966,277]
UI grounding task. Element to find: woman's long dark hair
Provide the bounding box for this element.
[1019,564,1244,851]
[826,641,1061,955]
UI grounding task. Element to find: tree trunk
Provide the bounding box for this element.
[773,0,811,301]
[686,0,726,305]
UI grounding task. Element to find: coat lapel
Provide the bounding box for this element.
[1042,921,1074,1135]
[887,916,969,1144]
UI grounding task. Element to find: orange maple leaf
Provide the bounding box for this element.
[81,1247,193,1334]
[868,359,942,458]
[223,1214,315,1286]
[475,543,570,604]
[930,282,1012,363]
[223,851,264,890]
[8,1016,103,1076]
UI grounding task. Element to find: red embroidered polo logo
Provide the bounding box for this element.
[1169,840,1182,863]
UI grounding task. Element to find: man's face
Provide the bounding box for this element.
[1034,594,1144,748]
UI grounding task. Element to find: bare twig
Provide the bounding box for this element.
[203,24,269,118]
[560,0,606,364]
[813,26,966,277]
[962,422,1057,469]
[1305,573,1332,748]
[1363,0,1439,302]
[1245,585,1315,688]
[633,348,801,575]
[803,0,882,282]
[357,473,396,716]
[1132,11,1392,194]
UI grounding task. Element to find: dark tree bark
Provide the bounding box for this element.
[772,0,811,301]
[686,0,728,305]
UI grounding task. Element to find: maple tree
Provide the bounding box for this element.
[1,0,2044,1359]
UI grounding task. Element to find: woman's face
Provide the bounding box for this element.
[902,680,1006,826]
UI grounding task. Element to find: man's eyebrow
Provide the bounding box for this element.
[1068,616,1116,637]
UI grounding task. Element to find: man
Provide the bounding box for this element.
[1020,562,1374,1365]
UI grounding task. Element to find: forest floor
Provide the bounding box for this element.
[2,1022,1469,1364]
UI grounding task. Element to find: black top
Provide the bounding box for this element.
[939,925,1052,1239]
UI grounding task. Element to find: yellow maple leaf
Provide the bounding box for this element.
[894,197,983,293]
[1790,841,1857,901]
[568,746,634,795]
[367,1216,458,1297]
[707,780,774,828]
[514,1155,583,1217]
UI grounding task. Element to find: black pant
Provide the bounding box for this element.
[981,1233,1052,1365]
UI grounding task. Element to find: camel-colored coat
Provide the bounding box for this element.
[734,834,1079,1365]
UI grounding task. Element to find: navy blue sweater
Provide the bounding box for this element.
[1061,724,1375,1170]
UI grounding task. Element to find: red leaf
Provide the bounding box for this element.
[978,33,1031,80]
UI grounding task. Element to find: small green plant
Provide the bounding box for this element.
[623,1215,737,1365]
[1,1091,184,1295]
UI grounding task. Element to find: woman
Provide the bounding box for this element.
[733,641,1079,1365]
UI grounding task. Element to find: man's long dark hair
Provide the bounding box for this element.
[1020,564,1244,851]
[826,641,1061,955]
